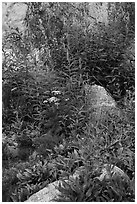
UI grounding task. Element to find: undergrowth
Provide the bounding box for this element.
[2,2,134,202]
[2,92,135,201]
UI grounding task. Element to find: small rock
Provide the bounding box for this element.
[96,164,130,183]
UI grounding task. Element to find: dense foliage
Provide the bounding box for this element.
[2,2,135,202]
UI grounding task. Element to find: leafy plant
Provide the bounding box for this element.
[55,167,134,202]
[2,2,134,202]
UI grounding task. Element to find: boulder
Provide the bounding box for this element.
[84,84,121,126]
[25,180,61,202]
[25,166,86,202]
[25,176,79,202]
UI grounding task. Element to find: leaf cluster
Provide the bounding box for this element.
[2,2,134,202]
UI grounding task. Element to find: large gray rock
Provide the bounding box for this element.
[84,84,121,126]
[25,167,85,202]
[25,180,61,202]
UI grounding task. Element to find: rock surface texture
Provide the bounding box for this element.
[25,180,61,202]
[84,84,121,126]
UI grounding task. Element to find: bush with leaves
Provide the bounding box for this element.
[2,2,134,202]
[2,96,135,201]
[55,171,134,202]
[23,3,134,106]
[2,2,135,134]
